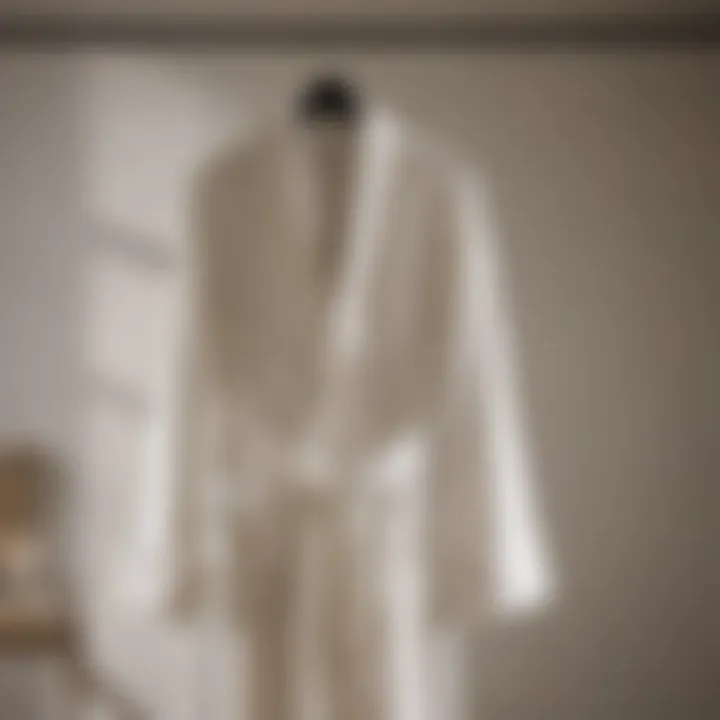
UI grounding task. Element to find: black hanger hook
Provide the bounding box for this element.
[297,74,361,125]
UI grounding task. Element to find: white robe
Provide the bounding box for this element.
[121,104,551,720]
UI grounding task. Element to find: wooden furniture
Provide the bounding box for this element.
[0,445,145,719]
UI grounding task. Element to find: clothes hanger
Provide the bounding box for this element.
[296,74,362,126]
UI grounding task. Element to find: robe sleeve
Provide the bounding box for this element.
[115,175,216,620]
[430,168,553,626]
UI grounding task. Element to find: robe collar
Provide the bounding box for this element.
[263,101,401,461]
[277,101,401,371]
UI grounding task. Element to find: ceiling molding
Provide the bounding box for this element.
[0,13,718,51]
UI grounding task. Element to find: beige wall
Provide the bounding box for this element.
[0,51,719,718]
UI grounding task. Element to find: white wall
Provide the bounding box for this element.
[0,51,719,719]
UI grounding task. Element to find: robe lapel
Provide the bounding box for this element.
[279,104,401,462]
[326,105,399,371]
